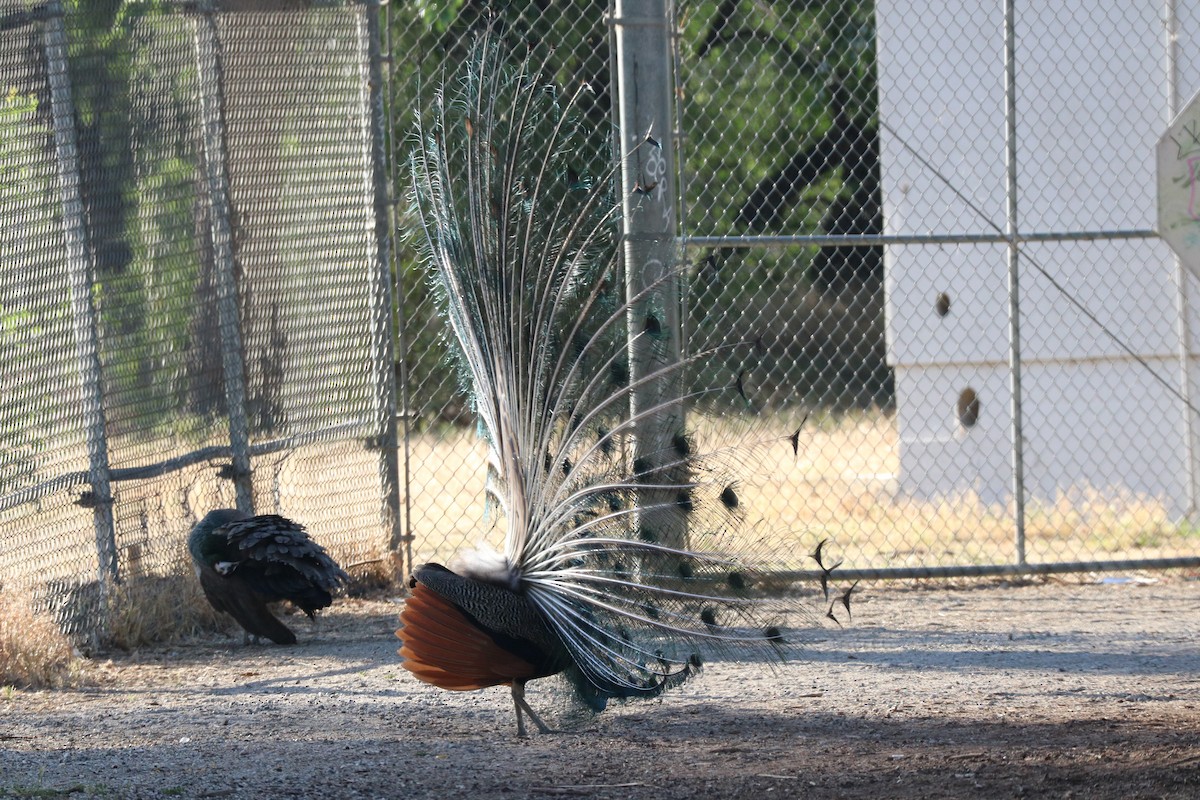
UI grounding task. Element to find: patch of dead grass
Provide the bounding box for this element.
[0,587,80,689]
[106,554,391,649]
[341,553,403,597]
[105,568,230,650]
[404,410,1193,571]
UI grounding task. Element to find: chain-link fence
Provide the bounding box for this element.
[6,0,1200,645]
[389,0,1200,580]
[0,0,397,642]
[676,0,1200,577]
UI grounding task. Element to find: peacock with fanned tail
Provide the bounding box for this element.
[397,33,833,736]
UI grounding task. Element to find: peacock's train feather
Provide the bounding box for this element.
[399,30,832,734]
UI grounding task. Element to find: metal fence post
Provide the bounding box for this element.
[43,1,119,600]
[1003,0,1027,565]
[192,1,253,513]
[362,0,403,572]
[612,0,686,548]
[379,0,414,578]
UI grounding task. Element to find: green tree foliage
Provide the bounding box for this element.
[679,0,888,409]
[387,1,615,426]
[63,1,212,440]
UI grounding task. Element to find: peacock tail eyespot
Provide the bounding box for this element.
[566,166,591,192]
[720,485,739,509]
[643,313,662,338]
[609,359,629,387]
[571,330,589,358]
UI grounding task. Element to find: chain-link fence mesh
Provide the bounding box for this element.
[388,0,1199,579]
[0,0,396,642]
[6,0,1200,644]
[677,0,1200,575]
[887,1,1200,571]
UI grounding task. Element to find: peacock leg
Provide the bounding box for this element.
[511,680,552,736]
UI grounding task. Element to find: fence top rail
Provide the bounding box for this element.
[681,230,1160,249]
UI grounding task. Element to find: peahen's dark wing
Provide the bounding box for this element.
[219,514,349,616]
[188,510,348,644]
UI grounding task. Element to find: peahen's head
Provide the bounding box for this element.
[187,508,247,566]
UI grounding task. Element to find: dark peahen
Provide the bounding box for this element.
[397,33,828,735]
[189,509,348,645]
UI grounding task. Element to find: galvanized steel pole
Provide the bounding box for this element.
[1003,0,1027,564]
[362,0,403,570]
[44,0,119,596]
[1165,0,1198,518]
[193,2,253,513]
[612,0,686,547]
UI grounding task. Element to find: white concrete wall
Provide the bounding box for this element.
[877,1,1200,514]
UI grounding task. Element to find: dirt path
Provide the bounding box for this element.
[2,577,1198,799]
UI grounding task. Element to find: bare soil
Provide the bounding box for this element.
[2,577,1198,799]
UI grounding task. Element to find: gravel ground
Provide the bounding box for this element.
[2,576,1198,799]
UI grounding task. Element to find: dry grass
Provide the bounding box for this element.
[105,567,230,650]
[341,553,405,597]
[3,542,399,663]
[404,409,1196,571]
[106,555,397,650]
[0,588,80,689]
